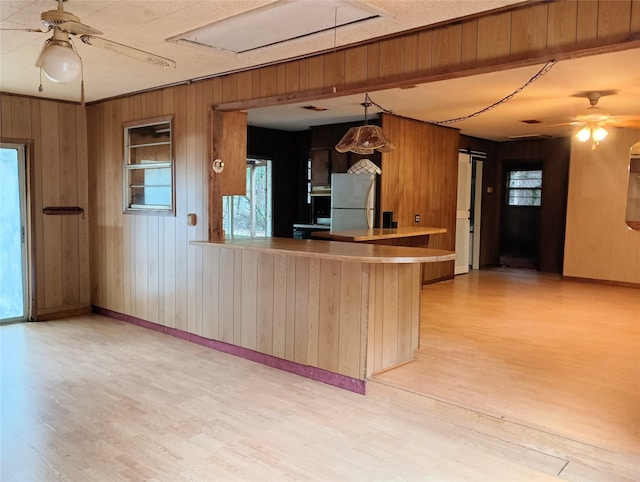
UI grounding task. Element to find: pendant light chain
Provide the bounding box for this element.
[431,59,557,124]
[362,60,558,125]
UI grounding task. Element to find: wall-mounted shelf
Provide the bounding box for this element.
[43,206,85,216]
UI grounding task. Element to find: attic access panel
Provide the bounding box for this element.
[167,0,386,53]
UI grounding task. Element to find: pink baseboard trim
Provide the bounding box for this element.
[92,306,366,395]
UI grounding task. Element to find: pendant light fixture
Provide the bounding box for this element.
[335,93,395,155]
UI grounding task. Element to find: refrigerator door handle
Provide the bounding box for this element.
[366,180,375,229]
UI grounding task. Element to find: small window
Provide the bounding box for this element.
[506,169,542,206]
[123,116,174,214]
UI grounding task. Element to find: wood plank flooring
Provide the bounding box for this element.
[1,269,639,481]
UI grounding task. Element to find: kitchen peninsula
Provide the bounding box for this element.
[192,237,455,393]
[311,226,446,245]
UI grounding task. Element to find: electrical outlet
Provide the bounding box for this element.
[415,214,420,223]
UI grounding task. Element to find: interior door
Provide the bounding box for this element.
[455,152,471,275]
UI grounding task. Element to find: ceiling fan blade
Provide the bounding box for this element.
[0,27,48,32]
[80,35,176,69]
[57,20,102,36]
[612,118,640,128]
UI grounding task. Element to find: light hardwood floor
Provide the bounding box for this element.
[1,269,639,481]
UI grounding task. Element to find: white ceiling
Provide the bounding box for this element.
[1,0,639,141]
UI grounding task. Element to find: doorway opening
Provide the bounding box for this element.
[499,166,542,269]
[223,158,273,237]
[1,143,30,323]
[456,151,485,274]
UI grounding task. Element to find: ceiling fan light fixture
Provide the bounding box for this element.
[592,126,608,142]
[40,42,81,83]
[576,126,591,142]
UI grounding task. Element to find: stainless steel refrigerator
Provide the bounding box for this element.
[330,173,376,231]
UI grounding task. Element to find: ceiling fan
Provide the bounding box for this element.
[557,90,640,150]
[2,0,175,100]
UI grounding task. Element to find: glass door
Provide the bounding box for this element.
[0,143,29,323]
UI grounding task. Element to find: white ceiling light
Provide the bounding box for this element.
[40,41,82,83]
[167,0,388,53]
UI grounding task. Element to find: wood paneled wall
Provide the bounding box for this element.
[195,243,421,380]
[564,128,640,284]
[87,84,215,329]
[0,93,90,319]
[380,114,459,283]
[215,0,640,111]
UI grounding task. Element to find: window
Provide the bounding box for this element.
[223,158,272,237]
[123,116,174,214]
[506,169,542,206]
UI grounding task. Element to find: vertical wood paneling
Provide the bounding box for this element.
[461,21,478,64]
[10,96,30,137]
[323,51,345,89]
[260,66,278,98]
[308,57,324,90]
[576,0,599,42]
[236,71,253,101]
[221,75,237,104]
[257,252,274,354]
[511,3,548,54]
[240,250,258,349]
[233,249,242,344]
[547,0,578,48]
[174,85,188,330]
[417,31,432,72]
[40,101,62,309]
[373,264,384,373]
[0,95,11,134]
[632,0,640,30]
[30,98,45,312]
[58,103,80,306]
[272,253,287,358]
[202,247,219,340]
[0,93,92,318]
[294,257,310,364]
[307,257,320,366]
[403,34,418,74]
[477,12,512,61]
[318,259,340,373]
[396,264,414,362]
[366,43,380,81]
[378,38,405,77]
[338,262,362,379]
[344,46,368,85]
[186,85,198,334]
[218,247,235,343]
[285,255,296,359]
[298,59,310,92]
[597,0,632,37]
[381,264,399,368]
[277,64,287,95]
[285,61,300,94]
[432,25,462,69]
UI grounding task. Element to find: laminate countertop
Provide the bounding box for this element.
[310,226,447,242]
[192,237,455,264]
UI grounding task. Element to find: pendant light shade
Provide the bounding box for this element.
[335,125,395,154]
[335,93,395,154]
[40,43,82,83]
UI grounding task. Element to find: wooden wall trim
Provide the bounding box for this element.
[211,1,640,112]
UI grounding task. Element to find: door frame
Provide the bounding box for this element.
[1,139,36,321]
